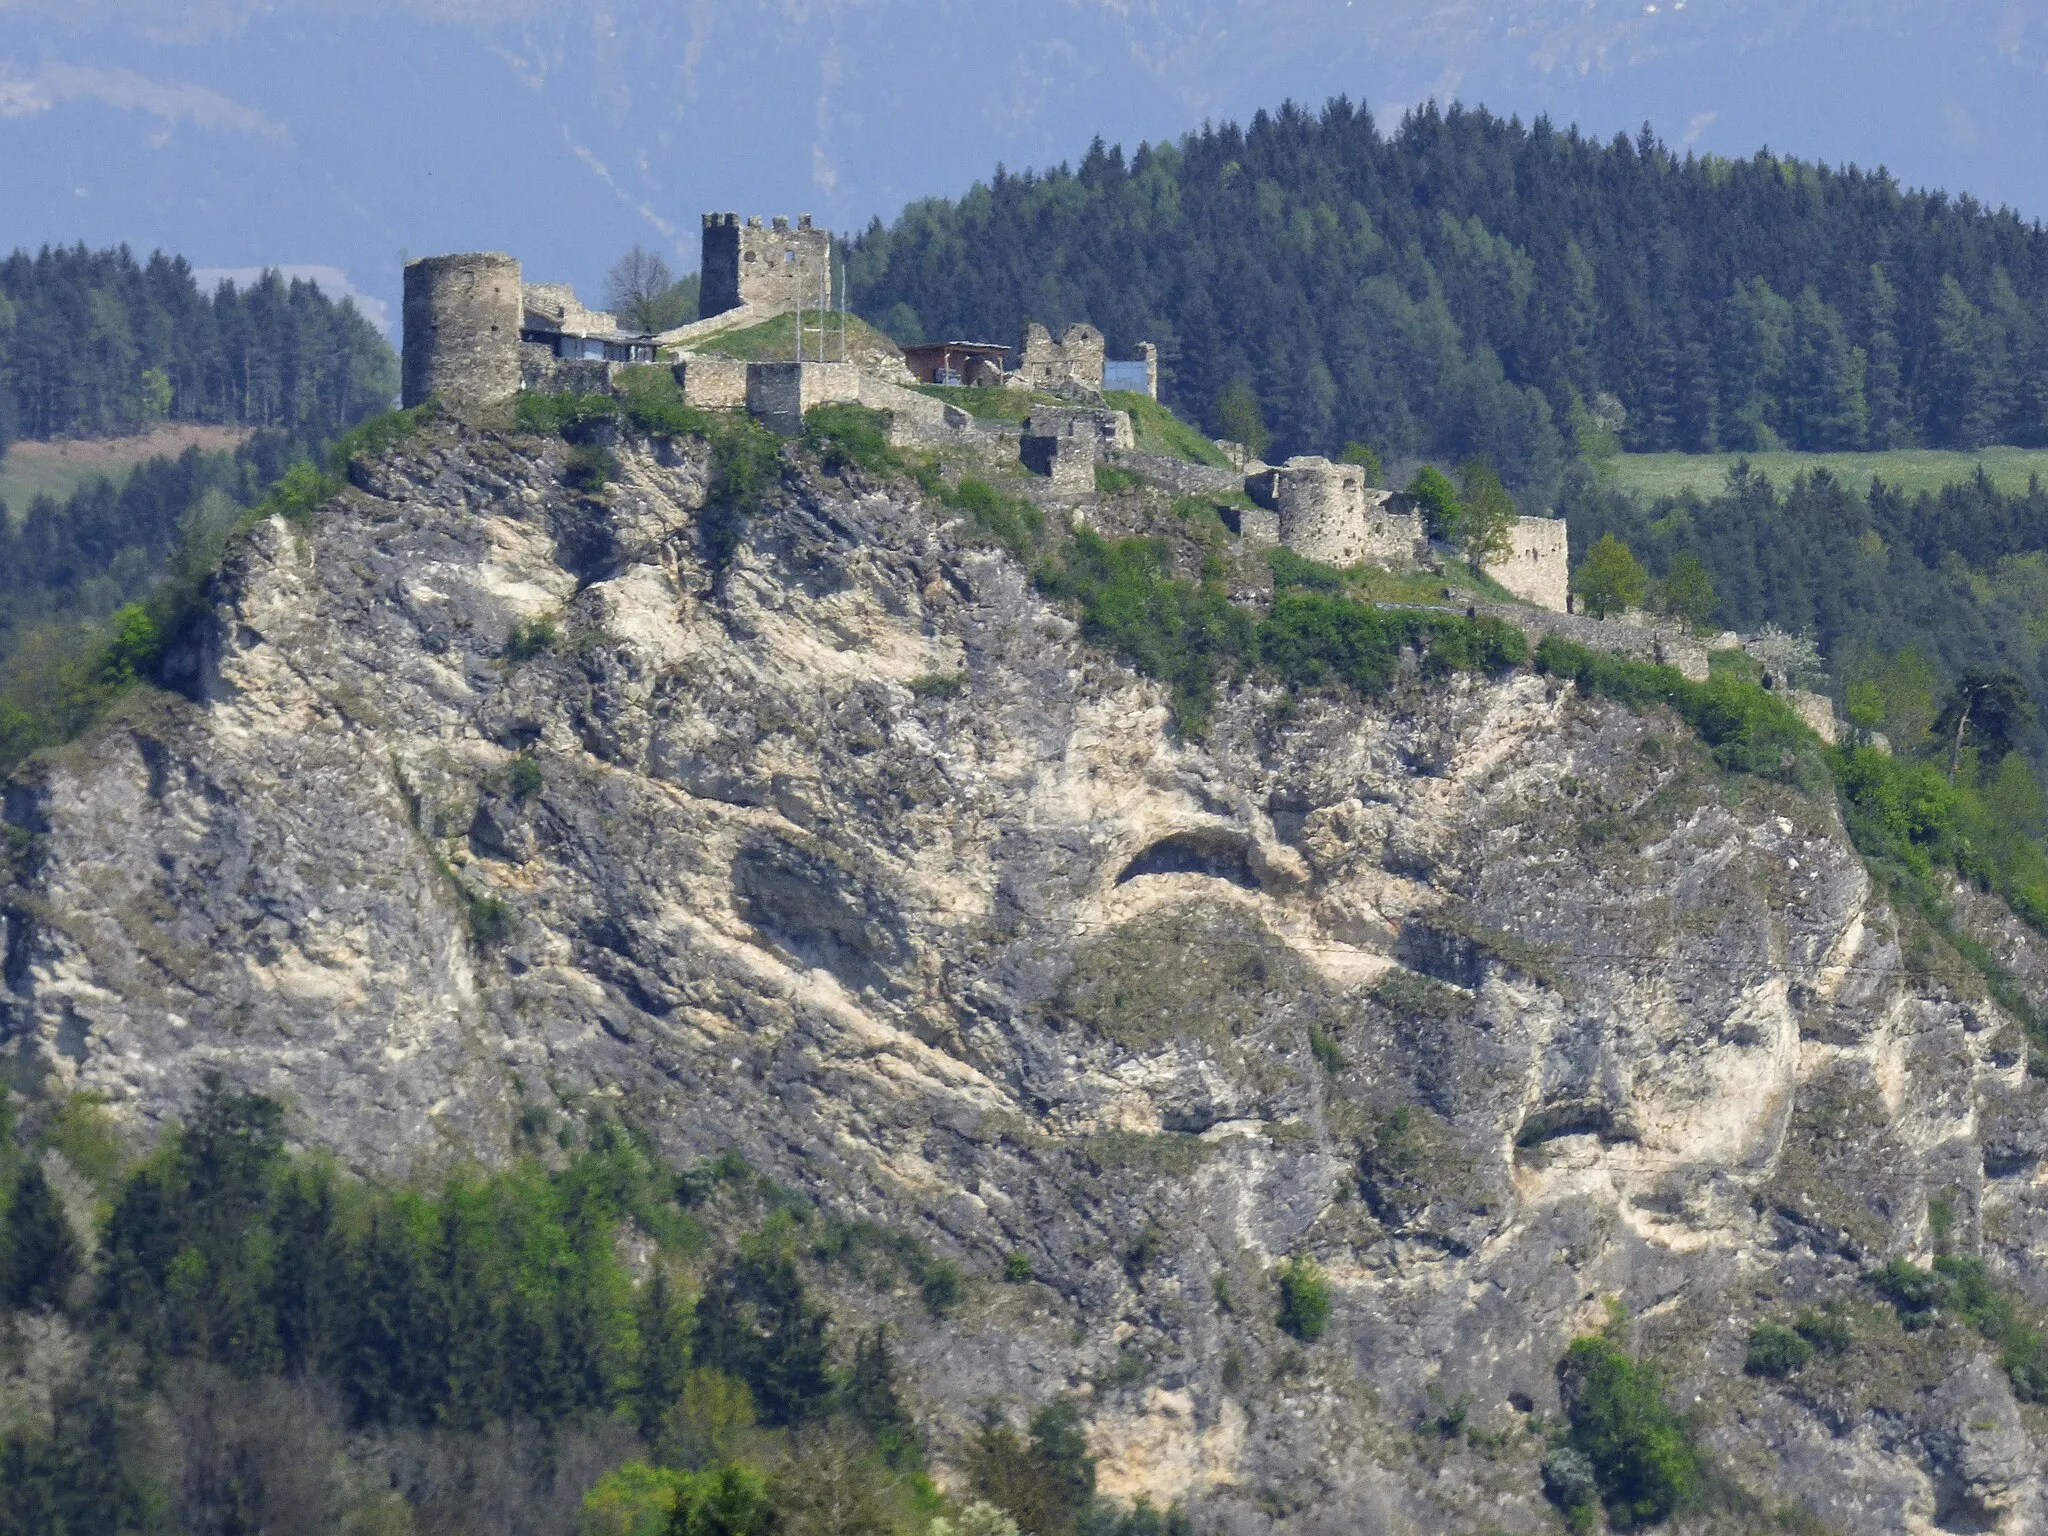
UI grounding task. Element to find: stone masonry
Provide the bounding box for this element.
[1481,516,1570,613]
[1016,323,1108,393]
[700,213,833,320]
[402,252,523,410]
[1020,407,1133,495]
[521,283,618,338]
[1247,456,1426,570]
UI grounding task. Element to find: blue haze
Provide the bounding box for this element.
[1,1,2044,332]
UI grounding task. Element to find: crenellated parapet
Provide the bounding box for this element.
[700,212,834,320]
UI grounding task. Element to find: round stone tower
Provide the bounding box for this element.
[402,252,523,410]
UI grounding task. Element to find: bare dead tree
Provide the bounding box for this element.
[605,248,680,332]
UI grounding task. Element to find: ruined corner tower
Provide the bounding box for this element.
[402,252,523,410]
[699,213,832,320]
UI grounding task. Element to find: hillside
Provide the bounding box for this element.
[8,398,2048,1531]
[847,101,2048,494]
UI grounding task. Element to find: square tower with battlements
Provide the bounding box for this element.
[701,213,833,319]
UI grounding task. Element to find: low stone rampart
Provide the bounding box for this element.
[1491,608,1710,680]
[1100,450,1240,499]
[519,349,615,396]
[674,357,750,410]
[654,304,762,353]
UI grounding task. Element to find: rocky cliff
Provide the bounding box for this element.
[6,412,2048,1534]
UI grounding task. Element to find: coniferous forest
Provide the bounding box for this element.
[847,99,2048,494]
[0,1083,1160,1536]
[0,247,398,690]
[0,245,396,449]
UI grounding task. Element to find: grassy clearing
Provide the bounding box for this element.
[1610,446,2048,501]
[1,426,256,522]
[683,310,901,364]
[1104,391,1233,467]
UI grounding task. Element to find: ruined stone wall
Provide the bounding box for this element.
[745,360,862,434]
[701,213,832,320]
[1784,689,1841,744]
[1025,406,1133,451]
[1020,432,1098,495]
[522,283,617,337]
[519,347,614,397]
[1481,516,1570,613]
[403,252,522,409]
[853,374,980,446]
[1494,608,1710,679]
[1100,449,1239,500]
[674,357,750,410]
[1016,323,1107,392]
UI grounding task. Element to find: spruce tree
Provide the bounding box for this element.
[848,1326,918,1467]
[1863,264,1908,448]
[3,1161,81,1311]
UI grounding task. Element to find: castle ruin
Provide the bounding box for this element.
[1016,323,1159,399]
[1483,517,1570,612]
[400,224,1571,614]
[1245,457,1427,568]
[1238,454,1568,606]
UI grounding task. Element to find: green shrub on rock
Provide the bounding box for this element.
[803,403,897,475]
[1744,1321,1813,1378]
[1275,1255,1333,1341]
[1555,1326,1699,1528]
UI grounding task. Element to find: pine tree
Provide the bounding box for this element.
[847,1326,918,1467]
[1788,288,1868,450]
[690,1250,832,1427]
[3,1162,81,1311]
[636,1269,692,1439]
[1931,276,1990,447]
[1863,264,1908,448]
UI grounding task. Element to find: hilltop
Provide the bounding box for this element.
[848,101,2048,496]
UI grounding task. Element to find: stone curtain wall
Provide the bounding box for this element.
[1025,407,1133,451]
[402,253,523,409]
[675,357,750,410]
[1481,517,1570,612]
[701,213,833,320]
[521,282,618,337]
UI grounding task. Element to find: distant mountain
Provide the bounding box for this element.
[0,1,2043,328]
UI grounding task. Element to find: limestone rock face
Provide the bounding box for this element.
[7,417,2048,1532]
